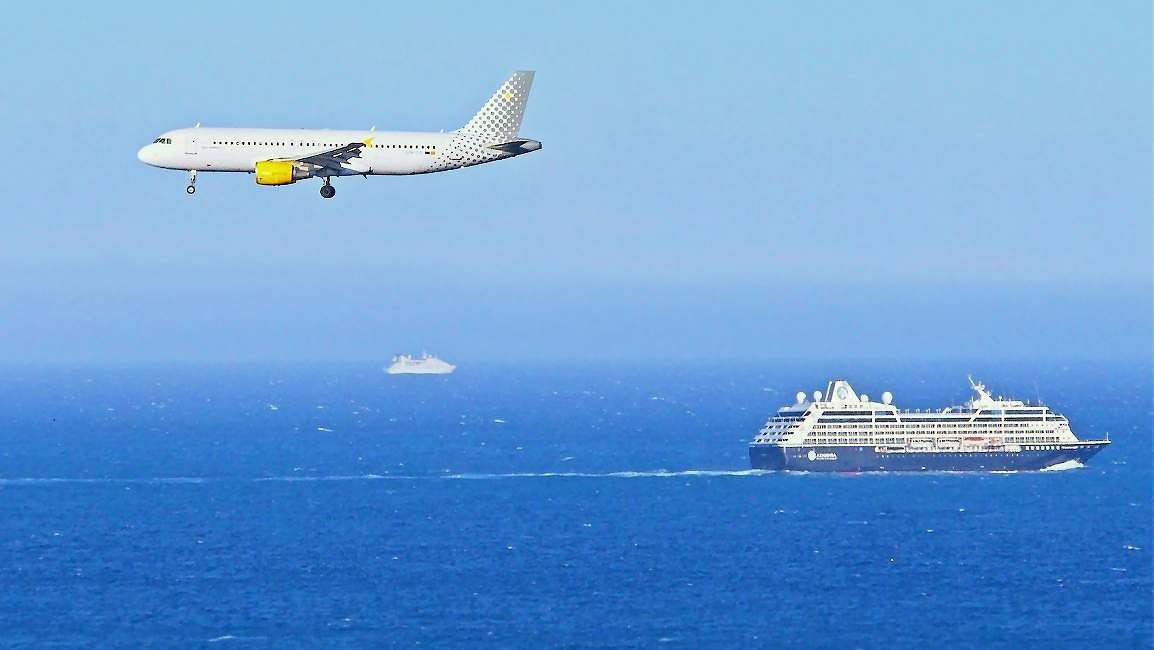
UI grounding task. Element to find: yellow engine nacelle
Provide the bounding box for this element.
[255,160,310,186]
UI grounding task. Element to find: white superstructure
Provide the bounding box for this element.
[755,378,1079,452]
[385,353,456,375]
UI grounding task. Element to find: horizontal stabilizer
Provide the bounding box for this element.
[488,139,542,154]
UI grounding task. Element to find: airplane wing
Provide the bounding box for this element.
[290,139,372,173]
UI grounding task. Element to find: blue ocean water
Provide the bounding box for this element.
[0,361,1149,648]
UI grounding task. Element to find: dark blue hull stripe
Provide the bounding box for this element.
[749,444,1108,472]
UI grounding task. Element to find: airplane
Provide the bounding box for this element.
[137,71,540,199]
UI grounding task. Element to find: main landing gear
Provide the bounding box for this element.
[186,170,197,195]
[319,177,336,199]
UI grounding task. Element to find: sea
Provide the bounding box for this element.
[0,360,1149,648]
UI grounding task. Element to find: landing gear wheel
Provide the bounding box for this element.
[186,185,196,195]
[320,184,336,199]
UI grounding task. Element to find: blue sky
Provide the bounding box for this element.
[0,2,1148,361]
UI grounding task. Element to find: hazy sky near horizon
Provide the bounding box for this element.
[0,2,1149,361]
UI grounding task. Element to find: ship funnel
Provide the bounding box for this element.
[824,379,859,403]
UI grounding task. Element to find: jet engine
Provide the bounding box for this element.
[255,160,311,186]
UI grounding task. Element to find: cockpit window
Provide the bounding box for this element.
[153,137,172,144]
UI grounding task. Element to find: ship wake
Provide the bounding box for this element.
[441,469,772,480]
[265,469,775,481]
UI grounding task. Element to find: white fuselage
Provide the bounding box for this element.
[137,127,533,176]
[137,71,538,197]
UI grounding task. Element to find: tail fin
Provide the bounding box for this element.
[460,71,534,143]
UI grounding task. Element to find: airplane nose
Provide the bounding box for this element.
[137,145,154,165]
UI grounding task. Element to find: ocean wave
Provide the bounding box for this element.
[254,474,398,482]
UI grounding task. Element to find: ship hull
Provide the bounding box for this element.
[749,442,1108,472]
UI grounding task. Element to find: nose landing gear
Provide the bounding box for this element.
[319,177,336,199]
[186,170,197,195]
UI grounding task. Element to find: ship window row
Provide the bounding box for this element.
[800,435,1061,445]
[807,434,1057,441]
[814,423,1053,431]
[820,417,998,423]
[808,414,1066,424]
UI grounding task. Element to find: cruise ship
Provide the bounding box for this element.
[385,353,456,375]
[749,378,1109,472]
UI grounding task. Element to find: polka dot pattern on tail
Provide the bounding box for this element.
[460,71,534,144]
[424,71,536,172]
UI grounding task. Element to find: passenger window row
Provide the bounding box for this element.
[210,140,434,151]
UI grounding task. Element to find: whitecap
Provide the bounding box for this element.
[1040,460,1085,472]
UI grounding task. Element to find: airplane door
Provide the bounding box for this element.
[185,133,198,155]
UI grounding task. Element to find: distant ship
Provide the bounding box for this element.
[749,377,1109,472]
[385,353,456,375]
